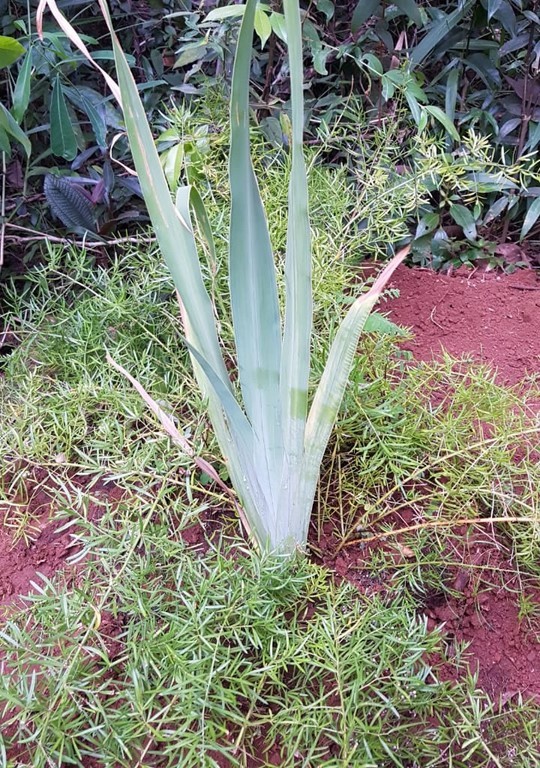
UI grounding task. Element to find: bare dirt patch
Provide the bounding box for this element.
[387,265,540,386]
[0,470,123,612]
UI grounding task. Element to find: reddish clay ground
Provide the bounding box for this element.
[0,473,123,612]
[387,265,540,386]
[320,517,540,706]
[1,266,539,761]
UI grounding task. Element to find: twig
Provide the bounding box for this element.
[105,352,252,540]
[429,306,445,330]
[343,515,538,548]
[335,425,540,552]
[3,223,156,250]
[507,284,540,291]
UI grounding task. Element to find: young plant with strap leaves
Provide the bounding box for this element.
[38,0,408,556]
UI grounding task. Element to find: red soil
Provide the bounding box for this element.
[387,264,540,386]
[384,265,540,704]
[0,473,123,611]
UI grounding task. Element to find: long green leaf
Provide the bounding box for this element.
[424,105,460,141]
[39,0,277,551]
[95,0,268,543]
[0,102,31,156]
[50,75,78,160]
[278,0,313,541]
[176,185,218,275]
[176,184,273,547]
[183,337,272,547]
[445,66,460,127]
[12,47,32,123]
[230,0,283,517]
[410,1,474,69]
[94,2,229,397]
[300,249,409,543]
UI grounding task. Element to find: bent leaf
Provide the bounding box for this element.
[301,248,409,542]
[0,102,31,156]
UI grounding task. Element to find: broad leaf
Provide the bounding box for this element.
[449,203,477,240]
[0,35,25,68]
[521,197,540,240]
[424,105,460,141]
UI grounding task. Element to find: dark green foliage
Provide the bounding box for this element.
[43,174,97,233]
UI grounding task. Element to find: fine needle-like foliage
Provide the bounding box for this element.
[37,0,408,556]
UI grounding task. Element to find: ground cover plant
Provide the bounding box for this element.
[1,2,540,765]
[1,157,540,763]
[1,515,539,767]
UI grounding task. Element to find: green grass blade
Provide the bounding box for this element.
[300,250,408,541]
[279,0,313,530]
[184,337,272,548]
[176,185,218,275]
[230,0,283,515]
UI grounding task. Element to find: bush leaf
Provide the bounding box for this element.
[50,75,78,160]
[521,197,540,241]
[0,35,25,68]
[449,203,477,240]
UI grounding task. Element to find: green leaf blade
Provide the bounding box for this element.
[50,76,78,160]
[277,0,313,546]
[409,1,474,69]
[229,0,284,519]
[102,11,229,398]
[12,47,32,123]
[300,251,408,542]
[449,203,477,240]
[0,102,31,156]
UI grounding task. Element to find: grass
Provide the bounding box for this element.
[0,511,538,768]
[329,352,540,571]
[1,103,539,765]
